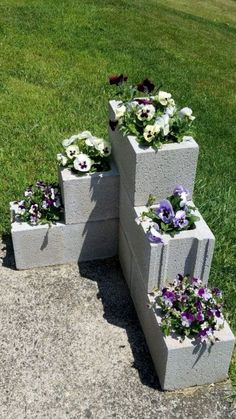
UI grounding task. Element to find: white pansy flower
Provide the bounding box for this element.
[77,131,93,140]
[143,124,160,142]
[136,104,155,121]
[57,153,68,166]
[15,201,26,215]
[53,197,61,208]
[178,107,195,121]
[85,136,102,147]
[62,131,93,147]
[182,136,194,142]
[74,154,92,172]
[179,192,188,208]
[165,99,176,116]
[66,145,80,159]
[114,104,126,120]
[95,140,112,156]
[62,135,80,147]
[155,114,170,136]
[62,138,74,147]
[157,91,172,106]
[215,315,224,331]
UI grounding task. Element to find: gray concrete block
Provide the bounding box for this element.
[130,261,235,390]
[120,184,215,292]
[59,160,120,224]
[119,225,133,290]
[11,216,118,270]
[109,100,199,207]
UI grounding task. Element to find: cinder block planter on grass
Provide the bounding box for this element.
[120,184,215,292]
[58,160,119,224]
[109,100,199,207]
[11,206,118,269]
[130,261,235,390]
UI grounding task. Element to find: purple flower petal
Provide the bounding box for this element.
[155,200,174,224]
[172,210,189,229]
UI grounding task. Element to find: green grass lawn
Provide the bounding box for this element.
[0,0,235,390]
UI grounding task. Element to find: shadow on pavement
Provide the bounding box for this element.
[0,233,15,270]
[79,256,161,390]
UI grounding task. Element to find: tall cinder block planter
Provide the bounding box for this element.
[130,261,235,390]
[59,160,119,224]
[109,100,199,207]
[11,210,118,270]
[120,184,215,292]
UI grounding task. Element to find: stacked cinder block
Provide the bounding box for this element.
[11,160,120,269]
[109,100,235,390]
[109,100,214,291]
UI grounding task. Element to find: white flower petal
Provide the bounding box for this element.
[74,154,92,172]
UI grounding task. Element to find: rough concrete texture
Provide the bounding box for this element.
[11,218,118,270]
[109,100,199,207]
[0,237,235,418]
[120,183,215,292]
[130,260,235,390]
[58,160,119,224]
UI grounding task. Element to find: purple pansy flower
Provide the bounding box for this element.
[162,290,176,307]
[198,287,212,301]
[146,223,163,244]
[192,277,202,286]
[172,210,189,229]
[198,327,213,343]
[155,200,174,224]
[195,300,202,311]
[173,185,189,196]
[137,78,155,93]
[173,185,189,208]
[212,287,222,297]
[196,311,204,322]
[173,273,184,286]
[181,311,195,327]
[36,181,46,190]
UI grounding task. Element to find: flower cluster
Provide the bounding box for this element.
[150,275,224,344]
[108,75,195,148]
[14,181,63,225]
[141,186,200,242]
[57,131,111,174]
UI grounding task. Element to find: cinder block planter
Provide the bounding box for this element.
[11,208,118,269]
[58,160,119,224]
[109,100,199,207]
[130,261,235,390]
[119,225,133,290]
[120,184,215,292]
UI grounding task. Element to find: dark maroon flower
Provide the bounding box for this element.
[109,74,128,85]
[212,287,222,297]
[137,78,155,93]
[109,120,118,131]
[135,98,153,105]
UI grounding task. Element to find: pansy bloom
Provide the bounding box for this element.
[150,275,225,344]
[108,76,196,148]
[14,182,63,226]
[142,186,200,240]
[58,131,112,174]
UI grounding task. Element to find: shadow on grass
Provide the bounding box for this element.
[0,233,16,270]
[78,256,161,391]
